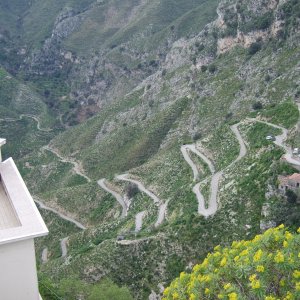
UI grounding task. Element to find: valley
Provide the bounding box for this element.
[0,0,300,299]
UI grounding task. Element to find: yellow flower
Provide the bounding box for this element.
[251,280,261,289]
[253,249,263,262]
[296,282,300,291]
[228,292,238,300]
[172,292,179,299]
[240,249,249,256]
[284,291,294,300]
[274,251,284,263]
[220,257,227,267]
[293,270,300,279]
[205,288,210,295]
[193,264,201,272]
[265,297,276,300]
[163,287,170,296]
[285,231,293,240]
[202,258,208,268]
[278,224,284,229]
[223,283,231,290]
[218,294,224,299]
[297,227,300,233]
[249,274,257,282]
[283,240,288,248]
[280,279,285,287]
[189,293,196,300]
[200,275,211,283]
[254,235,262,242]
[180,272,187,281]
[234,256,240,262]
[256,265,265,273]
[214,245,221,251]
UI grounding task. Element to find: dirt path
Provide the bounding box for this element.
[0,114,52,132]
[97,179,128,218]
[183,123,247,217]
[60,237,69,258]
[34,198,87,230]
[43,145,91,182]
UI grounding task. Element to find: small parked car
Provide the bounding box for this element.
[266,135,275,141]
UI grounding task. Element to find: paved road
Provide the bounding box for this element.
[43,145,91,182]
[34,198,87,230]
[247,118,300,167]
[155,200,169,227]
[183,123,247,217]
[41,247,48,263]
[0,114,52,132]
[97,178,127,218]
[116,174,168,227]
[116,174,161,205]
[181,144,215,181]
[60,237,69,258]
[135,211,146,232]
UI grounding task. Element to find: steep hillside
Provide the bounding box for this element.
[0,0,300,299]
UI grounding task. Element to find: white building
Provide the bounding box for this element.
[0,138,48,300]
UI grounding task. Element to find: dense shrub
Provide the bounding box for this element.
[208,64,217,73]
[248,42,262,55]
[126,183,139,198]
[252,101,263,110]
[163,225,300,300]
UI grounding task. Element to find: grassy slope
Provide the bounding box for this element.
[63,0,219,54]
[1,0,300,298]
[38,35,300,298]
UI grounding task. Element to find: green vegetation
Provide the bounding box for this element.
[244,122,281,149]
[240,11,274,33]
[39,276,133,300]
[260,101,299,128]
[163,225,300,300]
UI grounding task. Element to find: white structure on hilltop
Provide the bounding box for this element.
[0,138,48,300]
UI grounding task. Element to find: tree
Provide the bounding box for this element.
[248,42,262,55]
[252,101,263,110]
[286,189,298,204]
[126,183,139,198]
[59,277,88,300]
[88,280,133,300]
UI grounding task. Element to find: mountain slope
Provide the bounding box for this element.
[0,0,300,299]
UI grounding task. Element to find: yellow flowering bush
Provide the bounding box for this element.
[163,226,300,300]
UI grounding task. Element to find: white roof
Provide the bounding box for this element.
[0,157,48,245]
[0,138,6,147]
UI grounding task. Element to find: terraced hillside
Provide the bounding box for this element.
[0,0,300,299]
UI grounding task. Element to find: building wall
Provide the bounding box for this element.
[0,238,40,300]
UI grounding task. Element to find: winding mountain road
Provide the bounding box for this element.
[247,118,300,167]
[116,174,168,227]
[0,114,52,132]
[183,123,247,217]
[97,179,128,218]
[180,145,215,181]
[34,198,87,230]
[43,145,91,182]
